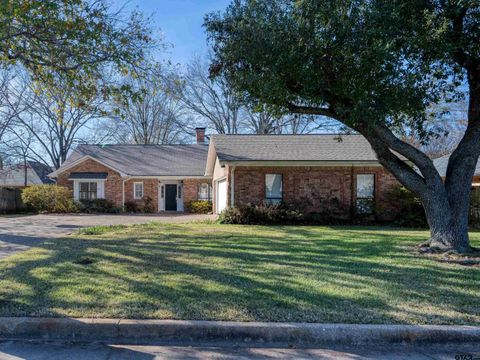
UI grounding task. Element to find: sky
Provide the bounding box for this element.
[116,0,232,66]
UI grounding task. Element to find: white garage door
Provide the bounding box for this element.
[216,179,227,213]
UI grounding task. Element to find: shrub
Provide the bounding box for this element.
[218,203,303,225]
[185,200,212,214]
[124,201,139,213]
[142,196,155,213]
[78,199,121,214]
[21,185,77,213]
[384,185,427,228]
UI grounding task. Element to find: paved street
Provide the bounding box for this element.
[0,340,478,359]
[0,213,215,259]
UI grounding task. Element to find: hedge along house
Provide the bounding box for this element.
[204,134,401,218]
[49,128,213,212]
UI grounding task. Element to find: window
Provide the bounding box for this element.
[265,174,283,204]
[356,174,375,213]
[198,183,212,201]
[160,185,164,199]
[79,182,97,201]
[134,182,144,199]
[177,184,182,199]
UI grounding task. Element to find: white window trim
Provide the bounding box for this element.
[73,180,105,201]
[134,182,144,200]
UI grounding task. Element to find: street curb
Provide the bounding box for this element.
[0,318,479,345]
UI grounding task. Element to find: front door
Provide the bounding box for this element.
[165,184,177,211]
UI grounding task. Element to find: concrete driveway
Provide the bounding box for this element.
[0,213,215,260]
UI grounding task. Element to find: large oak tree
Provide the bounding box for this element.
[205,0,480,253]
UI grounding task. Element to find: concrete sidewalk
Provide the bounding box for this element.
[0,340,478,359]
[1,318,480,346]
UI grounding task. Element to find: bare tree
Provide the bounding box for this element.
[0,68,29,142]
[109,64,187,144]
[6,70,110,169]
[400,98,468,159]
[1,125,36,186]
[178,57,242,134]
[245,110,283,134]
[245,103,341,135]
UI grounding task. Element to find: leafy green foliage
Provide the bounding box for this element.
[185,200,212,214]
[205,0,448,134]
[21,185,77,213]
[0,0,155,90]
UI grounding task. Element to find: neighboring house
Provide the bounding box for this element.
[50,129,401,217]
[0,161,54,188]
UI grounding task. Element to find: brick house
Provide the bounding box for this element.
[205,134,400,219]
[50,130,402,216]
[50,129,212,213]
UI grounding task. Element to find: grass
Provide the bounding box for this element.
[0,222,479,324]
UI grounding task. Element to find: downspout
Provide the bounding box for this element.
[230,166,236,208]
[122,178,125,212]
[350,166,355,221]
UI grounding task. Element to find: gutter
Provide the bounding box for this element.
[230,166,236,208]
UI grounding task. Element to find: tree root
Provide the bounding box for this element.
[414,242,480,266]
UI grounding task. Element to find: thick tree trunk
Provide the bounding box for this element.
[421,189,471,253]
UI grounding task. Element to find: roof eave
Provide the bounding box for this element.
[218,160,384,167]
[204,142,218,176]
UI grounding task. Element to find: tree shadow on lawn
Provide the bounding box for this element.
[0,224,478,325]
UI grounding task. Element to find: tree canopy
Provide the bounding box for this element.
[0,0,154,82]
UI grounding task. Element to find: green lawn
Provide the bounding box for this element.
[0,223,478,324]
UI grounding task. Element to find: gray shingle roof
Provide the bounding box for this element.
[0,161,54,187]
[211,134,379,162]
[59,144,209,177]
[433,154,480,177]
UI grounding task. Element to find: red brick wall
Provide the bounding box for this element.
[124,178,159,212]
[183,179,211,203]
[231,166,400,219]
[56,159,123,208]
[57,159,214,213]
